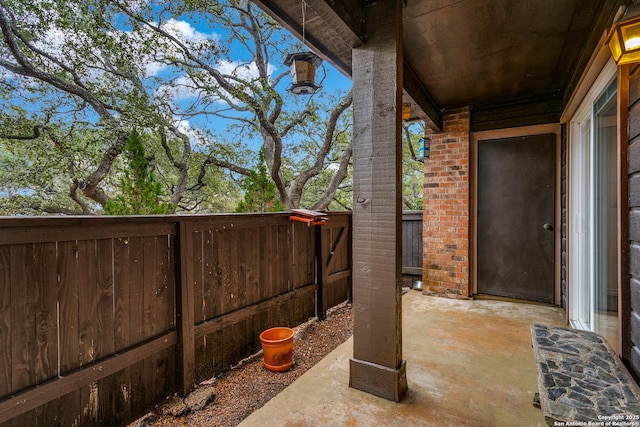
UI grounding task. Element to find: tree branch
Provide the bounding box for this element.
[0,125,50,140]
[69,180,93,215]
[311,143,352,210]
[289,90,353,208]
[403,123,418,161]
[0,3,115,119]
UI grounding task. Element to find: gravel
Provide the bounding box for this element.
[133,301,353,427]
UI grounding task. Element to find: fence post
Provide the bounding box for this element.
[315,225,326,320]
[347,213,353,303]
[176,220,195,397]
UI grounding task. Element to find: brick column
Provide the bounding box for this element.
[422,107,470,298]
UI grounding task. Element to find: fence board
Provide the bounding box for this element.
[78,240,98,367]
[10,245,36,394]
[259,226,271,302]
[113,238,131,353]
[154,347,175,401]
[230,229,242,311]
[80,382,96,425]
[113,367,132,425]
[33,243,60,425]
[237,228,247,309]
[245,227,260,306]
[126,236,146,418]
[211,230,223,318]
[58,390,81,427]
[58,240,80,383]
[33,243,58,389]
[129,359,146,420]
[278,224,291,295]
[142,237,159,410]
[154,235,174,333]
[193,231,204,322]
[39,395,60,426]
[98,375,116,425]
[219,230,233,315]
[142,359,157,414]
[200,230,213,321]
[127,237,145,345]
[97,240,115,357]
[143,237,157,340]
[0,246,10,399]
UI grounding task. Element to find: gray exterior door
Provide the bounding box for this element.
[477,134,555,303]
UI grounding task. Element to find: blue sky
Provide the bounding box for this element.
[0,1,353,156]
[145,4,353,152]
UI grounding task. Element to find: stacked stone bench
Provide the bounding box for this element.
[531,324,640,426]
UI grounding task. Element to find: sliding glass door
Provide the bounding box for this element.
[592,80,618,350]
[569,61,619,353]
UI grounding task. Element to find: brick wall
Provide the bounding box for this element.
[422,107,470,298]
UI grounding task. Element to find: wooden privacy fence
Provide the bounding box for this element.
[0,212,351,426]
[402,210,423,276]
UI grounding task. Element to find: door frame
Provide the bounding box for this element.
[471,124,562,304]
[567,58,619,339]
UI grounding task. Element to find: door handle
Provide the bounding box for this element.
[543,223,554,231]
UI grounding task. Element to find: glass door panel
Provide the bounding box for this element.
[569,64,619,354]
[569,118,591,330]
[592,80,619,353]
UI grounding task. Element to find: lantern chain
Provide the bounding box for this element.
[301,0,307,47]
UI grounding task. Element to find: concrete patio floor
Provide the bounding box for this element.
[239,290,566,427]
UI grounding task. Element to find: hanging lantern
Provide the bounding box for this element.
[417,136,431,161]
[607,2,640,65]
[285,51,322,95]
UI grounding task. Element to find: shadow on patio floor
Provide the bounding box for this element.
[239,290,566,427]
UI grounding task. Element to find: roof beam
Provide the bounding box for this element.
[306,0,366,46]
[403,59,442,131]
[252,0,365,77]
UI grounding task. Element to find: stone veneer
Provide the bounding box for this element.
[422,107,470,298]
[531,324,640,425]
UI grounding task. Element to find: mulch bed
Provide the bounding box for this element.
[132,301,353,427]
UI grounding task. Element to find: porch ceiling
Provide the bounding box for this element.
[253,0,625,131]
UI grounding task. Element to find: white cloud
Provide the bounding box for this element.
[153,58,278,109]
[143,61,167,77]
[174,118,205,148]
[0,67,14,81]
[156,75,200,101]
[160,19,213,45]
[211,60,276,104]
[141,19,218,77]
[175,118,192,134]
[215,60,275,81]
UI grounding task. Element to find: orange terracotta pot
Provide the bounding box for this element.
[259,327,294,372]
